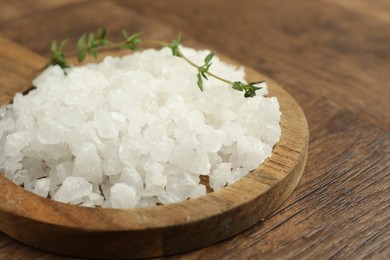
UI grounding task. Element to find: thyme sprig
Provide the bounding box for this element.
[47,29,264,98]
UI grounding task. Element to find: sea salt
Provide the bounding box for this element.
[110,183,137,208]
[73,142,103,183]
[32,177,51,197]
[0,46,281,208]
[53,176,92,203]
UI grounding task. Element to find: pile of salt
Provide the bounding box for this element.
[0,46,281,208]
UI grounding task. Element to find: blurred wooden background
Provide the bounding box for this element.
[0,0,389,259]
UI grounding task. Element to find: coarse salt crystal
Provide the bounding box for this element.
[109,183,137,208]
[73,143,103,183]
[53,176,92,203]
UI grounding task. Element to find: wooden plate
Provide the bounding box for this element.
[0,38,309,259]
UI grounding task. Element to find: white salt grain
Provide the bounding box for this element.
[210,163,232,191]
[55,161,73,183]
[109,183,137,208]
[73,142,103,183]
[119,167,144,190]
[59,111,86,128]
[12,169,31,186]
[32,177,51,197]
[0,46,281,208]
[94,110,121,139]
[149,138,175,163]
[169,136,211,175]
[53,176,92,203]
[4,132,29,156]
[37,124,64,144]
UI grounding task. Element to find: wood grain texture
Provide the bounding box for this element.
[0,0,177,56]
[0,0,84,24]
[0,36,308,258]
[326,0,390,23]
[0,37,46,103]
[0,0,389,259]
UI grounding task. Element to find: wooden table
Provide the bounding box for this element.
[0,0,389,258]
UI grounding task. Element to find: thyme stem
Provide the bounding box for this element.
[47,29,263,98]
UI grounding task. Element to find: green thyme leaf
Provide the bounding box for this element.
[77,49,86,62]
[88,49,98,58]
[88,33,95,47]
[197,73,203,91]
[197,51,214,84]
[50,40,57,52]
[168,32,181,56]
[231,81,263,97]
[97,28,111,46]
[48,39,69,69]
[204,52,214,64]
[121,31,143,51]
[232,81,244,91]
[76,34,87,62]
[249,81,265,86]
[59,39,68,50]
